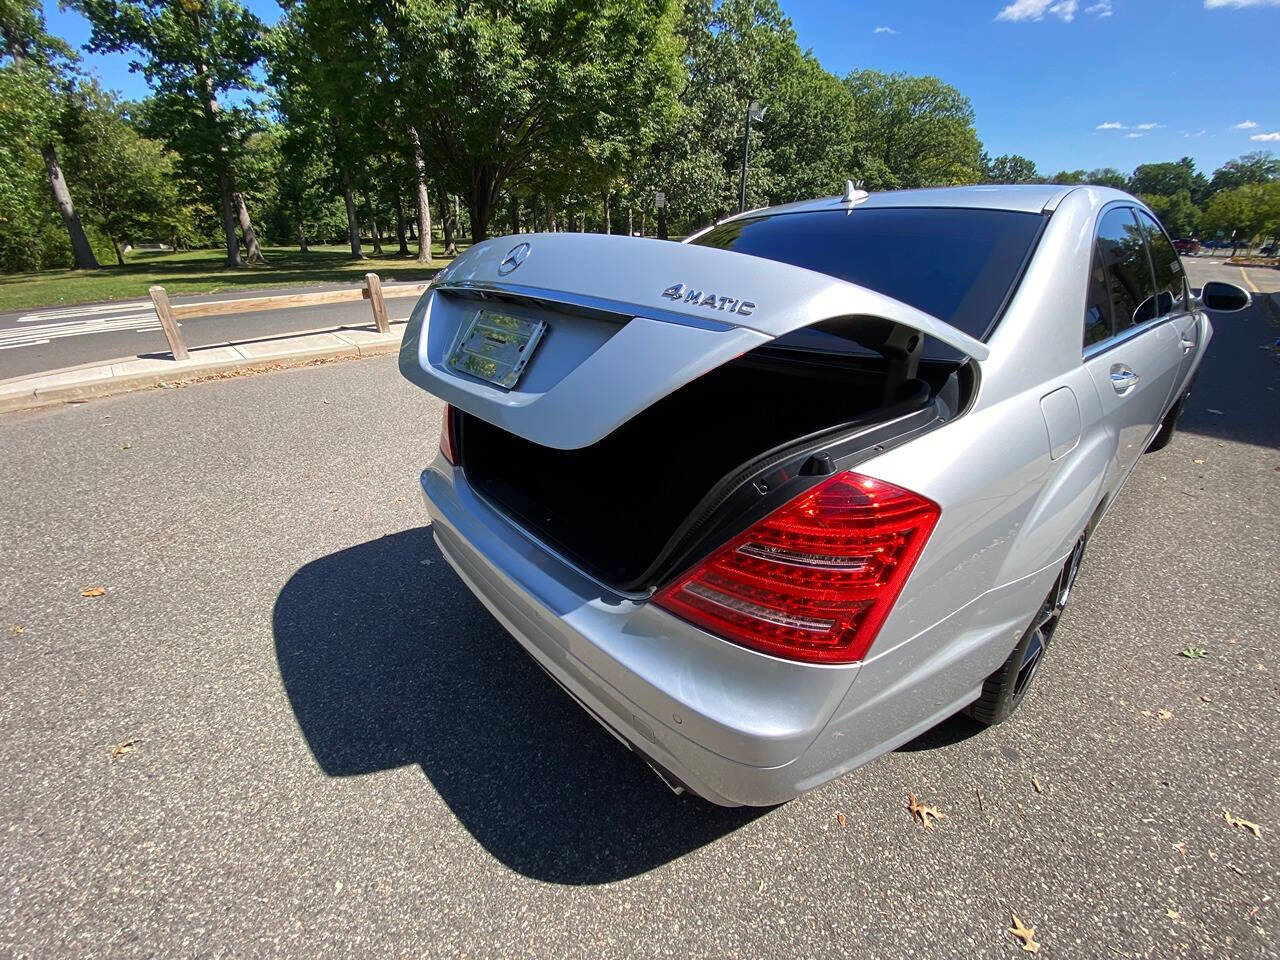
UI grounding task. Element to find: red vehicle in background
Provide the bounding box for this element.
[1173,238,1201,256]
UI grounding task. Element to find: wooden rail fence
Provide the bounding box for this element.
[146,273,429,361]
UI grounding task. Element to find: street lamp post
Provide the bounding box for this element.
[738,100,766,213]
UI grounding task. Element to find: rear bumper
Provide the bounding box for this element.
[421,459,863,806]
[420,458,1058,806]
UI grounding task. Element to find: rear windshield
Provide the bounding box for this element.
[689,207,1043,342]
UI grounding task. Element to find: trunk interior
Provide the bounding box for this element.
[457,344,961,591]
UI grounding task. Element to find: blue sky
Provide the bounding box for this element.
[42,0,1280,178]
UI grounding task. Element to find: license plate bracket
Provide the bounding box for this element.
[446,309,547,389]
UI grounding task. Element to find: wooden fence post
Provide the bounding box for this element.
[364,272,390,334]
[148,284,189,361]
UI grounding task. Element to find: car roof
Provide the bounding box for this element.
[722,183,1136,221]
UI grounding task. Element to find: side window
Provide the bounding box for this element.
[1084,241,1113,348]
[1136,209,1188,316]
[1096,207,1157,333]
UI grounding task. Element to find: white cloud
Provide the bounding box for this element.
[996,0,1079,22]
[1134,122,1165,130]
[1125,132,1146,139]
[1251,132,1280,141]
[873,25,897,34]
[1184,130,1207,138]
[1096,121,1125,130]
[1233,120,1259,129]
[1205,0,1280,8]
[1085,0,1113,15]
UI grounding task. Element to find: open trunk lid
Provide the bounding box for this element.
[399,232,987,451]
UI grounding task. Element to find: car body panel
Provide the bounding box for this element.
[399,232,989,450]
[403,185,1211,805]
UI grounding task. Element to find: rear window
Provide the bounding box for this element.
[689,207,1044,341]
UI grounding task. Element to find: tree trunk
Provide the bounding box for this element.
[110,236,125,267]
[393,189,409,256]
[41,143,99,270]
[627,206,634,237]
[454,195,463,243]
[603,190,610,235]
[408,125,433,262]
[341,167,364,259]
[195,60,240,267]
[509,194,521,234]
[297,220,308,253]
[232,191,264,263]
[439,190,458,257]
[546,196,556,232]
[363,188,384,255]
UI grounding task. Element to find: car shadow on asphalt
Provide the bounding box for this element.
[272,526,766,885]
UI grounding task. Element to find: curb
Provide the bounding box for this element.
[0,324,404,415]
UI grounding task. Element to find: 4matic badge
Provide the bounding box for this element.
[660,283,756,317]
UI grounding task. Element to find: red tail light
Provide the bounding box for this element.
[655,472,939,664]
[439,404,457,464]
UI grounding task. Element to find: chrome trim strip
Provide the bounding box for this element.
[1082,312,1184,360]
[436,280,738,333]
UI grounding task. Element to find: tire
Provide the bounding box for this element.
[967,535,1085,726]
[1146,391,1188,453]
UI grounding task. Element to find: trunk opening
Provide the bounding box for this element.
[456,342,966,590]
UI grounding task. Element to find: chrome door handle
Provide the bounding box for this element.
[1180,336,1196,352]
[1110,364,1139,394]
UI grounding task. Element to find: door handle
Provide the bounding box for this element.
[1180,336,1196,352]
[1110,364,1139,394]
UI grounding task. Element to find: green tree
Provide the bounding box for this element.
[74,0,268,266]
[1,0,99,268]
[390,0,684,239]
[1139,188,1199,239]
[1047,169,1087,184]
[58,81,181,264]
[1209,151,1279,194]
[1086,167,1128,190]
[844,70,982,189]
[982,153,1039,184]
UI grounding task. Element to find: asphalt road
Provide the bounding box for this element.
[0,262,1276,958]
[0,281,427,382]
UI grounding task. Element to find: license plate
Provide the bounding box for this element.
[446,310,547,389]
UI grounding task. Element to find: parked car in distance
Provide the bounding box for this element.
[399,184,1253,806]
[1173,238,1200,256]
[1261,244,1276,257]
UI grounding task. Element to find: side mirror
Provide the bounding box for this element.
[1195,281,1252,313]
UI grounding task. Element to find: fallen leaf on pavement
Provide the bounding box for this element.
[1223,810,1262,838]
[907,794,946,830]
[1007,913,1040,953]
[1032,777,1044,794]
[1193,459,1204,465]
[1157,709,1173,721]
[836,812,848,828]
[11,625,22,635]
[110,738,141,758]
[1180,645,1207,659]
[81,586,106,598]
[1200,695,1212,703]
[1166,908,1181,921]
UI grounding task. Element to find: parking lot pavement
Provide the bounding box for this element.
[0,290,1276,958]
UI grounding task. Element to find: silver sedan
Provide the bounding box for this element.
[399,184,1251,805]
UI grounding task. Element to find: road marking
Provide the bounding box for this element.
[1239,267,1260,294]
[0,315,167,350]
[18,300,150,322]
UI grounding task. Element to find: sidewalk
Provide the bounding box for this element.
[0,320,405,414]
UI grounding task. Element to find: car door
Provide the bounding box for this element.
[1082,206,1182,483]
[1136,209,1200,401]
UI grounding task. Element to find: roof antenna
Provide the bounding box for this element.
[840,179,869,206]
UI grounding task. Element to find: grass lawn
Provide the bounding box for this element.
[0,243,468,313]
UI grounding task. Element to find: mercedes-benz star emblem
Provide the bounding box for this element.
[498,242,531,275]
